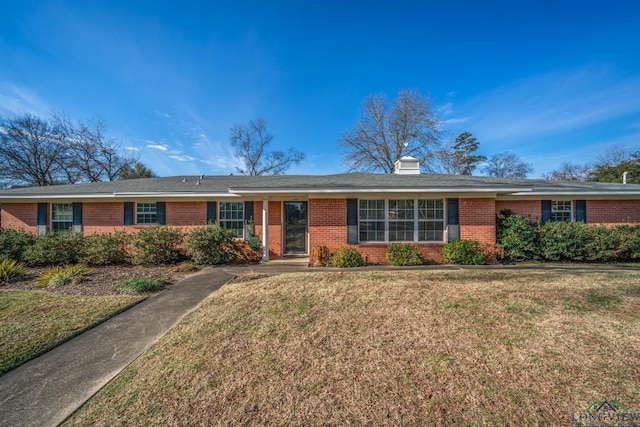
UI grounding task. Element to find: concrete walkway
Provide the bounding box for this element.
[0,266,241,427]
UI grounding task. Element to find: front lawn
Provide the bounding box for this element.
[0,290,144,375]
[66,270,640,426]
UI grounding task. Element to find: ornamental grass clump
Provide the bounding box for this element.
[115,278,164,293]
[0,259,28,283]
[37,264,90,289]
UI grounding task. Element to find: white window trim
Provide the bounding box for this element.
[358,198,446,243]
[218,202,245,239]
[51,203,73,232]
[551,200,573,222]
[136,202,157,225]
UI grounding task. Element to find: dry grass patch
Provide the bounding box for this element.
[0,290,144,375]
[66,270,640,426]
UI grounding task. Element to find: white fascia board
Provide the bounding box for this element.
[506,191,640,197]
[229,187,531,194]
[0,192,239,200]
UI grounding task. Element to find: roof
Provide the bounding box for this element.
[1,173,640,200]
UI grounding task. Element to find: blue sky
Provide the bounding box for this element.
[1,1,639,177]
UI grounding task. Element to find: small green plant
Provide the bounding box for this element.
[441,239,484,265]
[37,264,90,289]
[115,278,164,292]
[330,247,364,267]
[0,259,28,283]
[386,243,423,266]
[184,224,236,265]
[131,225,183,265]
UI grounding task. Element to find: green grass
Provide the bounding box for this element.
[66,270,640,426]
[0,290,144,375]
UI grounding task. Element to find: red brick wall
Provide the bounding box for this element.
[308,199,347,252]
[587,200,640,225]
[495,200,541,222]
[1,203,38,233]
[83,202,126,235]
[460,198,496,244]
[166,202,206,226]
[356,243,445,264]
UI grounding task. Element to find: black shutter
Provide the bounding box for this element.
[37,203,47,226]
[576,200,586,223]
[243,201,254,240]
[124,202,134,225]
[347,198,358,244]
[447,198,460,241]
[447,198,459,225]
[156,202,166,225]
[72,203,82,226]
[541,200,552,223]
[206,202,217,224]
[244,201,254,221]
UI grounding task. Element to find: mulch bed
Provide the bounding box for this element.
[1,263,200,296]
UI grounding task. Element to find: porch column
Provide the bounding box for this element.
[261,198,269,262]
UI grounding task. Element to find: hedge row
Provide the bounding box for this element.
[0,224,261,266]
[497,209,640,262]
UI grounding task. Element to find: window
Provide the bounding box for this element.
[359,200,385,242]
[219,202,244,238]
[551,201,572,222]
[136,203,157,224]
[359,199,445,242]
[51,203,73,232]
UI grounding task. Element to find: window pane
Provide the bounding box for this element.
[418,221,444,242]
[389,221,414,241]
[551,201,572,222]
[418,199,444,220]
[359,221,384,242]
[359,200,384,220]
[51,203,73,221]
[219,202,244,238]
[136,203,157,224]
[389,199,414,220]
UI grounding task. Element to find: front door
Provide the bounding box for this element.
[283,201,307,255]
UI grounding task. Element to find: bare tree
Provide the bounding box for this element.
[230,117,304,175]
[0,114,69,186]
[542,161,592,181]
[339,89,442,173]
[0,112,153,187]
[482,152,533,179]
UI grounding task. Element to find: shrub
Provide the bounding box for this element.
[0,229,35,262]
[115,278,164,293]
[441,239,484,265]
[496,210,539,261]
[0,259,28,283]
[23,232,85,265]
[81,231,130,265]
[331,247,364,267]
[184,224,236,265]
[131,225,183,265]
[36,264,90,289]
[386,243,423,266]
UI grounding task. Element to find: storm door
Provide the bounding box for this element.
[283,201,308,255]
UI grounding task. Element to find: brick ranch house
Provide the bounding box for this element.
[1,157,640,263]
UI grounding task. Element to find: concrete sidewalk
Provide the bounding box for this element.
[0,266,238,427]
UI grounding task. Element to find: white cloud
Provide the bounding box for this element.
[169,154,196,161]
[146,143,169,151]
[0,83,50,116]
[447,91,458,97]
[464,65,640,143]
[443,117,470,124]
[124,146,139,151]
